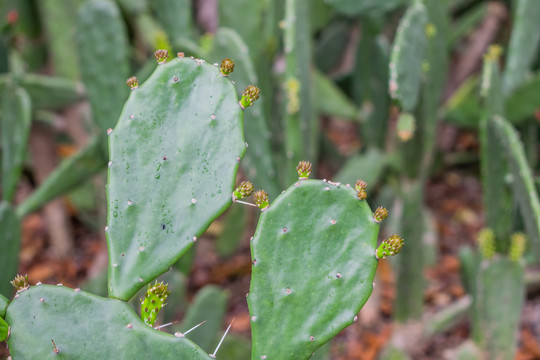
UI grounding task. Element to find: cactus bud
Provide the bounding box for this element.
[140,281,169,326]
[126,76,139,90]
[233,181,254,200]
[254,190,269,210]
[296,161,312,179]
[484,45,503,62]
[376,235,404,259]
[154,49,169,64]
[355,179,367,192]
[11,274,29,291]
[477,228,495,260]
[373,206,388,223]
[397,113,416,141]
[509,233,526,262]
[239,85,260,109]
[220,58,234,76]
[355,179,368,200]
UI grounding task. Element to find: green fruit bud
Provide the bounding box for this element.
[509,233,526,262]
[373,206,388,223]
[254,190,269,210]
[477,228,495,260]
[239,85,260,109]
[233,181,254,200]
[376,235,404,259]
[220,58,234,76]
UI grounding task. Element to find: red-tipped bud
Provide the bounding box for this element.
[254,190,269,210]
[376,235,404,259]
[154,49,169,64]
[220,58,234,76]
[239,85,260,109]
[373,206,388,223]
[233,181,254,200]
[126,76,139,90]
[355,179,367,192]
[296,161,312,179]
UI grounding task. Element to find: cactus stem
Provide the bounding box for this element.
[51,339,59,354]
[210,318,234,358]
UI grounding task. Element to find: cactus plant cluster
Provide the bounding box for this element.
[0,53,404,359]
[2,0,540,358]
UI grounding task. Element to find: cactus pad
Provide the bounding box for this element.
[5,284,212,359]
[107,57,246,300]
[247,180,379,359]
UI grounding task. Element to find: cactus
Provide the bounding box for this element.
[248,179,382,359]
[16,135,106,217]
[472,258,525,359]
[0,73,85,109]
[76,0,130,132]
[491,116,540,260]
[5,284,213,359]
[394,182,425,321]
[1,82,31,202]
[0,293,7,316]
[150,0,194,44]
[353,23,390,149]
[502,0,540,94]
[0,203,21,297]
[283,0,317,184]
[37,0,80,79]
[325,0,405,16]
[479,47,513,252]
[313,69,360,121]
[106,56,246,300]
[388,0,428,112]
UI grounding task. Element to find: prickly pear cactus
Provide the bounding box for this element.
[107,56,246,300]
[247,179,381,359]
[5,284,212,359]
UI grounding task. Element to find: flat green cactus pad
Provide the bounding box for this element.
[107,57,246,300]
[5,285,212,359]
[247,180,379,359]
